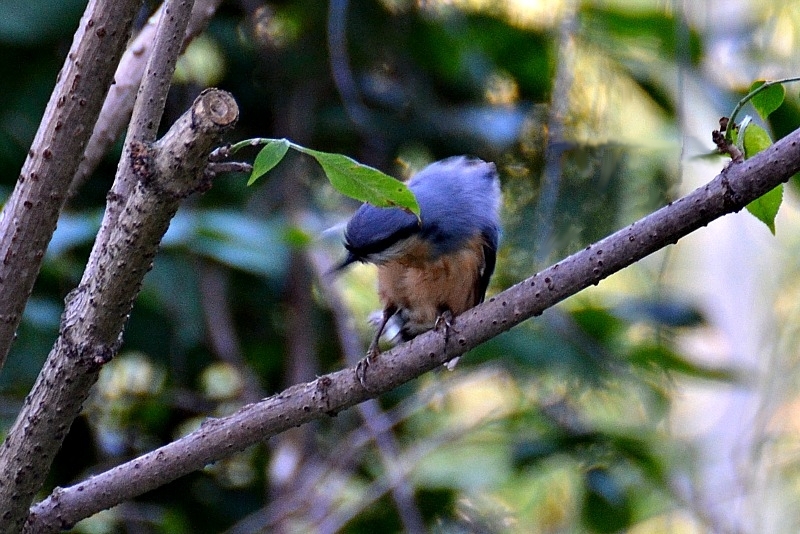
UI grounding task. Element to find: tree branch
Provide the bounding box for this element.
[25,126,800,529]
[0,0,141,372]
[70,0,224,198]
[88,0,196,270]
[0,5,200,530]
[0,89,238,534]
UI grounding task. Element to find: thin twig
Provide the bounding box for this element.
[95,0,197,236]
[725,76,800,143]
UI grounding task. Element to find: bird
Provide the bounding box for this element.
[338,156,501,367]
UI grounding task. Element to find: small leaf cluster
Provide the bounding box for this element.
[726,78,797,233]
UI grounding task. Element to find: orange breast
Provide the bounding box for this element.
[377,234,487,337]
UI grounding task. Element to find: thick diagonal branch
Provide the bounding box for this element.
[0,0,141,372]
[0,89,238,534]
[25,128,800,530]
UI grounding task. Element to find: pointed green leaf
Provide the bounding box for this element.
[628,345,736,382]
[247,139,290,186]
[740,123,781,233]
[298,148,420,217]
[746,184,782,235]
[750,80,785,119]
[742,122,772,159]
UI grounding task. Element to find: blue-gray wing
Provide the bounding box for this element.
[476,226,499,304]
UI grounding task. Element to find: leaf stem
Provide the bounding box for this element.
[227,137,312,155]
[227,137,277,154]
[726,77,800,142]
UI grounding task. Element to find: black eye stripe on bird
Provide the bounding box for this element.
[339,156,502,368]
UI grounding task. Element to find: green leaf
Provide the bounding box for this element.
[247,139,290,186]
[582,468,632,533]
[162,210,288,277]
[282,226,312,248]
[742,122,772,158]
[739,122,782,233]
[298,148,421,217]
[628,345,736,382]
[750,80,785,119]
[746,184,783,235]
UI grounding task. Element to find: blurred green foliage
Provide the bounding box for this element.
[0,0,766,532]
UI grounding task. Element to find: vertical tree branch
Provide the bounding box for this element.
[198,262,266,404]
[534,1,577,264]
[12,89,239,534]
[70,0,224,198]
[0,0,141,372]
[0,1,202,530]
[89,0,196,275]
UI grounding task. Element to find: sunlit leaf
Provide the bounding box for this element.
[742,122,772,158]
[741,123,782,233]
[746,184,783,235]
[247,139,290,185]
[750,80,785,119]
[298,147,420,217]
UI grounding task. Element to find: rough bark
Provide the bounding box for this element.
[0,3,202,531]
[0,89,238,534]
[87,0,196,282]
[70,0,223,198]
[24,125,800,531]
[0,0,141,372]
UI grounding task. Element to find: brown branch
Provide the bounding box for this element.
[70,0,224,198]
[1,89,238,534]
[198,262,265,404]
[0,9,200,529]
[88,0,196,272]
[24,125,800,529]
[0,0,141,373]
[713,117,744,163]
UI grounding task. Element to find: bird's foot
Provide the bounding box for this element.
[355,343,381,390]
[435,310,462,370]
[434,309,457,341]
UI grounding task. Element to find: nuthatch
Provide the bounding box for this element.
[339,156,501,361]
